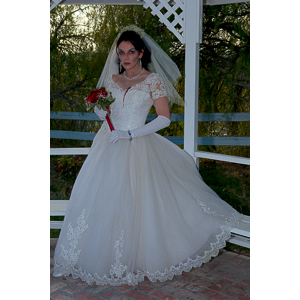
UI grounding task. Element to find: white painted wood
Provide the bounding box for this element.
[229,214,250,248]
[195,151,250,165]
[231,227,250,239]
[50,111,250,122]
[50,200,69,216]
[183,0,202,166]
[51,131,249,144]
[204,0,248,5]
[51,0,249,9]
[50,0,63,10]
[50,200,68,229]
[51,221,64,229]
[231,215,250,237]
[50,148,90,155]
[50,148,250,167]
[185,0,202,44]
[51,0,144,8]
[142,0,185,43]
[50,111,99,120]
[228,235,250,248]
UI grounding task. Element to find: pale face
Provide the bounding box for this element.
[117,41,144,71]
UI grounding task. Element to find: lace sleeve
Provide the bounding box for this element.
[149,73,167,102]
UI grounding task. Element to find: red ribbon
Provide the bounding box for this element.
[105,87,131,132]
[123,87,131,107]
[105,108,114,132]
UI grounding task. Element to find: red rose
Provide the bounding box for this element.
[97,89,108,98]
[86,90,99,104]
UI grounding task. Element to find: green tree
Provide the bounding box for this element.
[198,2,250,157]
[50,5,104,111]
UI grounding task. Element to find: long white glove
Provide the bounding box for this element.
[94,106,107,121]
[109,115,171,143]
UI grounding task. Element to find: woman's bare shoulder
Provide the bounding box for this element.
[112,74,122,82]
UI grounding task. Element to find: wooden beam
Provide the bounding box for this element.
[183,0,202,165]
[50,200,69,216]
[228,214,250,248]
[50,130,250,145]
[195,151,250,165]
[50,221,64,229]
[50,148,90,155]
[51,0,249,7]
[204,0,249,5]
[50,130,96,140]
[50,111,250,122]
[51,0,144,5]
[50,148,250,165]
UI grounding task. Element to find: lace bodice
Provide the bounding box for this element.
[105,73,167,131]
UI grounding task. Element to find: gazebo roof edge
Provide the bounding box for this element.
[51,0,249,8]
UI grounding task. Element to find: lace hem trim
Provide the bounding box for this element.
[53,211,241,286]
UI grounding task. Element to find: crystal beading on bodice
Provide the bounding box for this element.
[105,73,167,131]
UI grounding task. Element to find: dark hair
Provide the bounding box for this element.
[116,30,151,74]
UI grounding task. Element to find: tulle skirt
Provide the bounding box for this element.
[53,125,241,286]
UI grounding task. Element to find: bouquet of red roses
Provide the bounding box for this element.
[85,88,115,131]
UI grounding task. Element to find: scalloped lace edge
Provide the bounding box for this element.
[53,211,241,286]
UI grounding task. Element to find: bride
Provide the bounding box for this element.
[53,25,241,286]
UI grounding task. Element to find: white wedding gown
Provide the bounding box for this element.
[53,73,241,286]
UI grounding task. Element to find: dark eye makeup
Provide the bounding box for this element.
[118,48,136,55]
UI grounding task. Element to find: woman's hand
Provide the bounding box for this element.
[109,130,131,143]
[94,107,107,121]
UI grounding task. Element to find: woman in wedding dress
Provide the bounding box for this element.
[53,25,241,286]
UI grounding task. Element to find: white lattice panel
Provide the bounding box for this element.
[50,0,63,10]
[141,0,185,43]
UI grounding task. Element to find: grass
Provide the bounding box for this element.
[225,242,250,257]
[50,217,63,239]
[199,159,250,216]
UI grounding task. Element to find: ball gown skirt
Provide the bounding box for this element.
[53,124,241,286]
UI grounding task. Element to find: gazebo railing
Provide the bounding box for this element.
[50,111,250,164]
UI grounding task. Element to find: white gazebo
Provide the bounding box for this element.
[50,0,250,248]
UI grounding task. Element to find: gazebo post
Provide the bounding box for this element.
[183,0,202,166]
